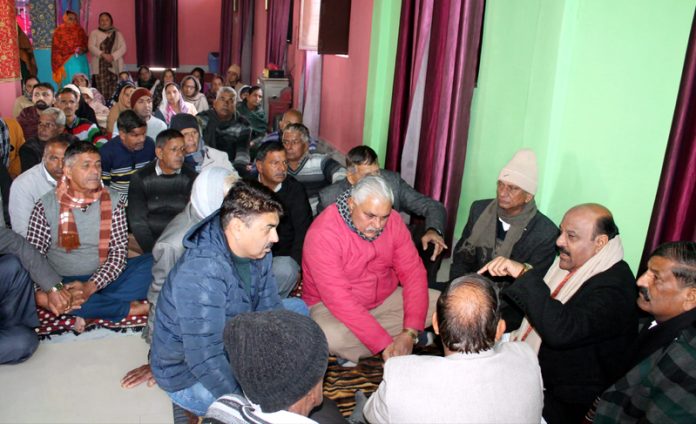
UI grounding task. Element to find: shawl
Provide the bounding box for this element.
[458,199,538,260]
[510,236,625,353]
[336,189,384,242]
[51,14,88,84]
[55,176,112,264]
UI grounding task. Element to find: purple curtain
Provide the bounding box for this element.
[135,0,179,68]
[220,0,235,75]
[640,13,696,267]
[386,0,485,245]
[265,0,292,70]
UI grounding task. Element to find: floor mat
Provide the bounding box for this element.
[323,344,443,417]
[35,305,148,339]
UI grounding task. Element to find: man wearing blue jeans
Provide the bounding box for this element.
[150,180,308,416]
[26,141,152,331]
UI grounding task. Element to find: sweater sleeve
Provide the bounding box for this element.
[127,171,156,252]
[288,183,312,265]
[0,227,61,291]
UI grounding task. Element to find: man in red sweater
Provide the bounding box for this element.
[302,175,439,364]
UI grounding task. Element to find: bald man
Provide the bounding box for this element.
[261,109,318,151]
[479,204,638,424]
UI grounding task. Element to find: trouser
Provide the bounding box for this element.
[310,287,440,363]
[63,254,153,322]
[543,391,593,424]
[165,298,310,416]
[0,255,39,364]
[272,256,300,298]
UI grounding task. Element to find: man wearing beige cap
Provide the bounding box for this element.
[450,149,557,288]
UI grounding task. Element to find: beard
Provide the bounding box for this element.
[35,101,49,111]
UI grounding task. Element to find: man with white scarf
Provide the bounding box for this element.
[479,203,638,424]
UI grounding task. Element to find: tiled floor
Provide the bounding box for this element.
[0,332,172,424]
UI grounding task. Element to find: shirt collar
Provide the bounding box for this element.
[155,160,181,176]
[41,164,58,186]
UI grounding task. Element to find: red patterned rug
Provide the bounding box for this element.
[35,303,149,339]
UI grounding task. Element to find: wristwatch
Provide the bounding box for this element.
[402,328,419,344]
[49,282,65,292]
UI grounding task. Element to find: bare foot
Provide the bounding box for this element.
[128,301,149,316]
[73,317,87,333]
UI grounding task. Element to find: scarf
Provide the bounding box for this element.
[185,137,206,172]
[51,15,88,84]
[458,199,538,262]
[510,236,625,353]
[336,189,384,242]
[55,176,112,264]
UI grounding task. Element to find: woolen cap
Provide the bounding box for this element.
[129,87,151,108]
[498,149,538,195]
[224,310,329,412]
[170,113,199,132]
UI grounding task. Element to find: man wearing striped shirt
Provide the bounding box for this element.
[100,110,155,199]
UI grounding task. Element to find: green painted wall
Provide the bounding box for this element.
[457,0,695,272]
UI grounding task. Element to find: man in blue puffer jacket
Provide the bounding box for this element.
[150,179,307,416]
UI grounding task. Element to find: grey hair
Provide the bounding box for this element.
[40,107,66,127]
[216,86,237,101]
[351,174,394,205]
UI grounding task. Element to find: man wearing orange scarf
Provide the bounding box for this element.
[25,142,152,331]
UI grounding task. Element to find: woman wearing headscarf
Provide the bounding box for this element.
[236,85,267,137]
[180,75,209,113]
[190,67,208,93]
[160,82,197,125]
[51,11,90,87]
[106,81,135,135]
[72,72,106,106]
[137,66,159,92]
[88,12,126,103]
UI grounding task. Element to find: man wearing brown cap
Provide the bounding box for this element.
[111,87,167,141]
[450,149,558,288]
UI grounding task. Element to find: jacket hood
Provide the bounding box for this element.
[183,209,230,256]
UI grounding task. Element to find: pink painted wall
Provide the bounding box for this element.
[251,0,268,84]
[318,0,373,153]
[85,0,221,68]
[287,0,305,110]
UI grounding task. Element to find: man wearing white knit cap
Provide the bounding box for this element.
[449,149,558,289]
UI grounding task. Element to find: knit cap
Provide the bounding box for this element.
[129,87,151,108]
[170,113,199,132]
[224,310,329,413]
[498,149,538,195]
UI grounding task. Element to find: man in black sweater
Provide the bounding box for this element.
[255,142,312,297]
[127,129,197,253]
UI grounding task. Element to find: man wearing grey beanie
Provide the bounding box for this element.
[204,310,329,423]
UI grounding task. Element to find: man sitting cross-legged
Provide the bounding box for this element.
[127,129,197,253]
[26,141,152,331]
[363,273,544,423]
[150,180,307,417]
[255,141,312,297]
[120,167,239,389]
[302,175,440,365]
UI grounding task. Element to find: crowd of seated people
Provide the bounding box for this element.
[1,11,695,424]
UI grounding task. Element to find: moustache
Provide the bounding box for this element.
[35,101,49,110]
[638,287,651,302]
[558,247,571,257]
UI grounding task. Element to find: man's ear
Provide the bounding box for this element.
[594,234,609,252]
[684,287,696,312]
[495,319,506,341]
[432,311,439,335]
[346,169,358,186]
[155,147,163,161]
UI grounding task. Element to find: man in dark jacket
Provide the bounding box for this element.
[150,180,307,417]
[127,129,197,253]
[480,203,638,424]
[318,145,447,283]
[255,142,312,297]
[451,149,557,287]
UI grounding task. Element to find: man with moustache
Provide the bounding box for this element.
[127,129,196,253]
[255,141,312,297]
[18,83,55,140]
[25,141,152,332]
[197,87,253,175]
[150,180,307,417]
[100,110,156,198]
[451,149,558,288]
[594,241,696,422]
[479,203,638,423]
[10,135,73,237]
[112,87,167,141]
[12,76,38,118]
[56,88,106,148]
[18,107,66,172]
[303,175,439,365]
